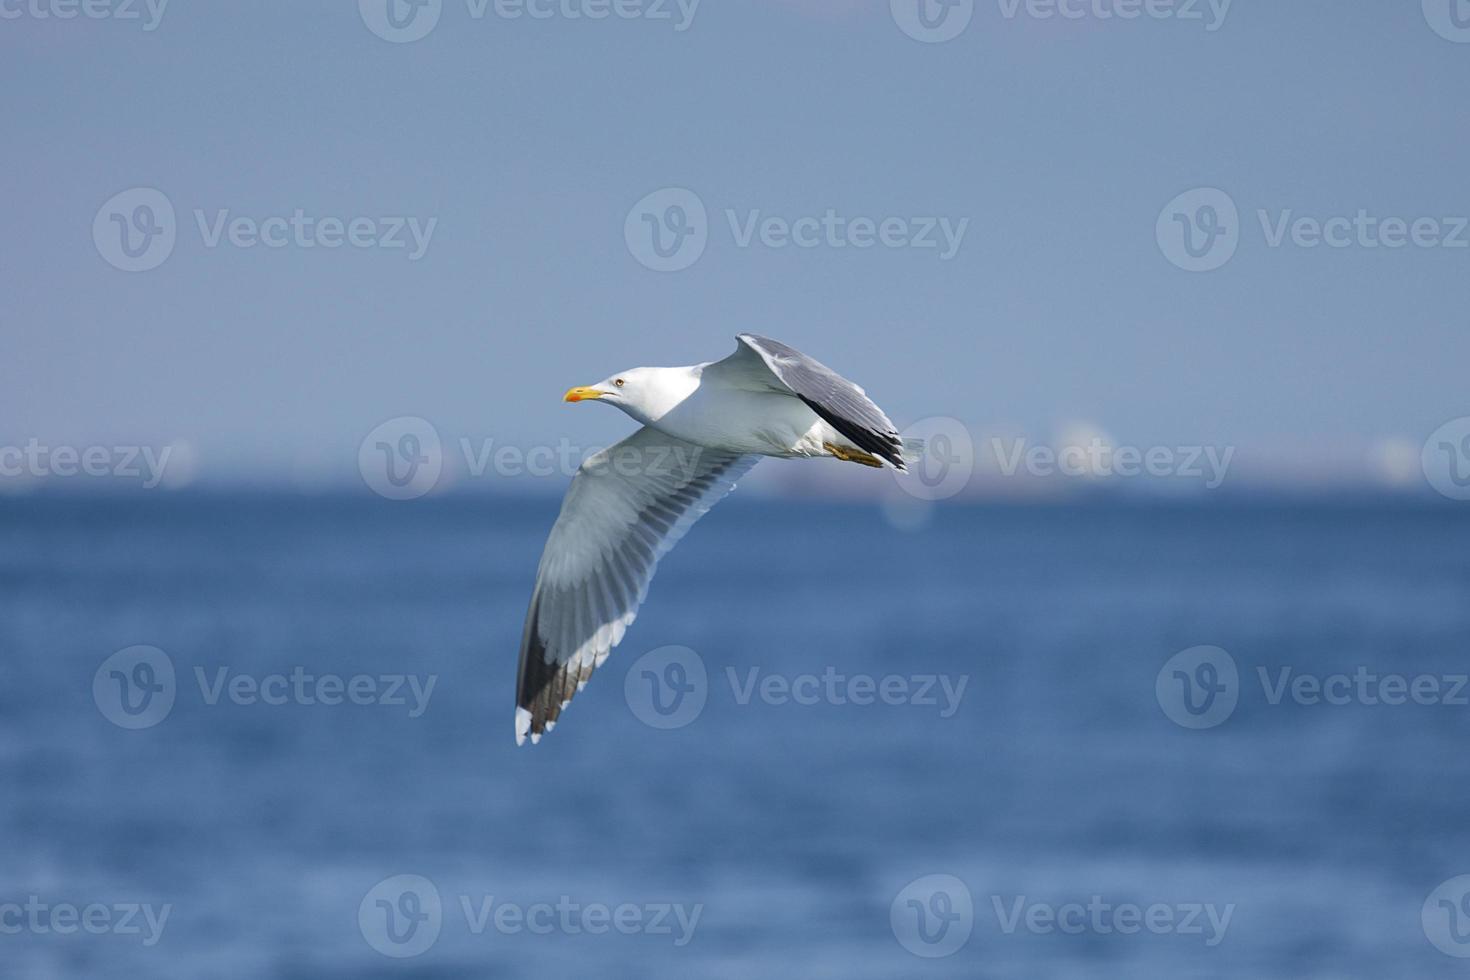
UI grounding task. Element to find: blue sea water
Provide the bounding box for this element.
[2,493,1469,978]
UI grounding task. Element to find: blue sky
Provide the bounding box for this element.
[4,0,1468,494]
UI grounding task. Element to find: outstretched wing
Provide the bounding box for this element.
[515,426,758,744]
[712,333,906,470]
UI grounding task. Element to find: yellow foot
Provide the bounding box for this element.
[824,442,884,468]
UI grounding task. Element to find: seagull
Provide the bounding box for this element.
[515,334,913,745]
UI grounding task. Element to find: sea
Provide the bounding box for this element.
[1,492,1468,979]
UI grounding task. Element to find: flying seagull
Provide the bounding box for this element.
[514,334,913,745]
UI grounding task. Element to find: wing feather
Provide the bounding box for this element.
[713,333,906,469]
[514,426,758,744]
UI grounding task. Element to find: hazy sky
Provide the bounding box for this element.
[4,0,1468,493]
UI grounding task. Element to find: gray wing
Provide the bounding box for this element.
[714,333,907,470]
[515,425,758,744]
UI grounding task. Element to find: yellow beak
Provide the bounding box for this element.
[564,386,604,403]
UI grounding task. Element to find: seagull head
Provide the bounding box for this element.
[563,366,695,424]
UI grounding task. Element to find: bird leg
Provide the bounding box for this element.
[824,442,884,468]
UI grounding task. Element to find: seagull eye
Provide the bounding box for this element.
[614,378,625,387]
